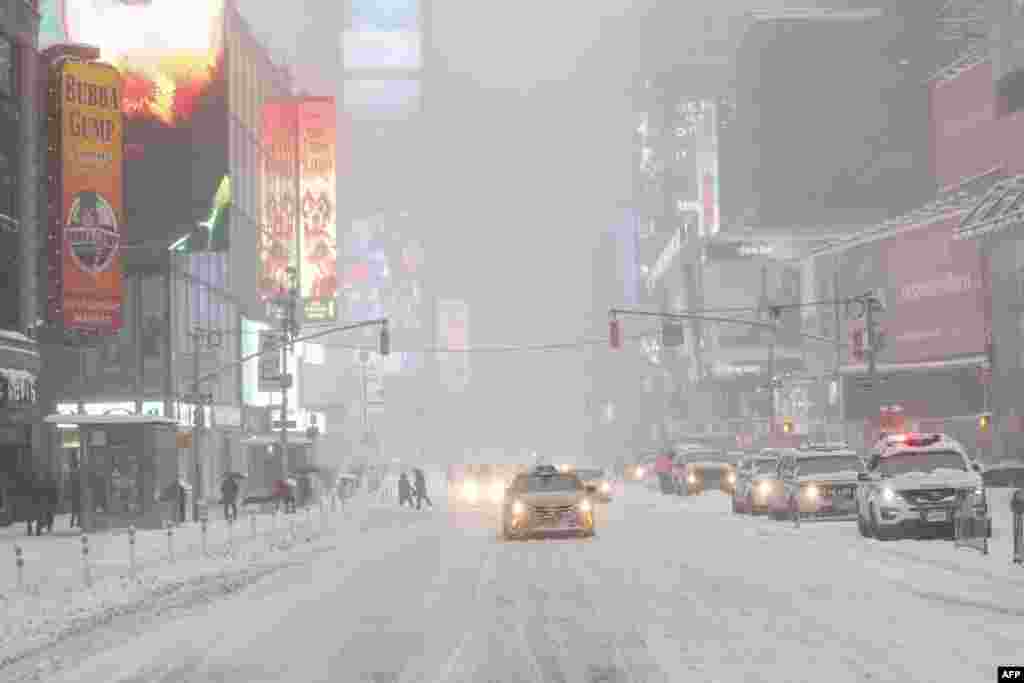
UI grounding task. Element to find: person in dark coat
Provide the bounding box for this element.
[413,468,433,510]
[69,469,82,528]
[221,475,239,522]
[398,472,414,508]
[40,473,58,534]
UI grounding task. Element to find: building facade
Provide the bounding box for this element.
[38,0,295,513]
[0,0,40,524]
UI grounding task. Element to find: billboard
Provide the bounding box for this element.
[840,216,987,365]
[929,60,997,190]
[258,100,299,300]
[43,0,230,252]
[344,0,421,71]
[695,100,720,237]
[48,59,125,333]
[438,299,469,393]
[297,98,338,322]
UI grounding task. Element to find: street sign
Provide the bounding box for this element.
[258,331,284,392]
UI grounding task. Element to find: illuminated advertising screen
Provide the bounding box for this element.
[344,0,421,71]
[48,59,125,333]
[258,100,300,300]
[340,215,426,373]
[44,0,230,252]
[297,98,338,322]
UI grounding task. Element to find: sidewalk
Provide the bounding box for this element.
[0,495,363,598]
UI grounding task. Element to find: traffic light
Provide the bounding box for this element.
[979,414,990,432]
[609,318,621,350]
[782,418,793,434]
[379,322,390,356]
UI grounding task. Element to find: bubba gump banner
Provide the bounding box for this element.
[53,60,125,332]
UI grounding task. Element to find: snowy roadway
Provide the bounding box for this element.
[27,486,1024,683]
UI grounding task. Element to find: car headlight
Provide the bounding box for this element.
[687,473,697,484]
[489,482,504,503]
[881,487,895,503]
[601,481,610,492]
[974,486,984,497]
[463,480,478,502]
[578,499,592,513]
[758,481,771,495]
[805,484,818,499]
[636,467,646,479]
[559,464,570,473]
[512,500,525,516]
[727,473,736,484]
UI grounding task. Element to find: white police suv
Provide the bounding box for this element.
[855,433,988,541]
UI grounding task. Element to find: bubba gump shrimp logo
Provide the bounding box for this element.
[64,190,120,275]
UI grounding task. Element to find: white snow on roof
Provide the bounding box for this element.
[0,329,35,344]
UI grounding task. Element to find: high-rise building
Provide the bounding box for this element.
[36,0,294,510]
[0,0,41,525]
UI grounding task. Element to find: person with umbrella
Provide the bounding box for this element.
[221,472,242,522]
[413,467,433,510]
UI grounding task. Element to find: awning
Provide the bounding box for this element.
[955,175,1024,241]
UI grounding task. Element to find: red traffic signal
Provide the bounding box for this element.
[609,319,621,350]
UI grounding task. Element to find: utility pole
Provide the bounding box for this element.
[191,326,201,522]
[833,269,845,444]
[279,267,299,487]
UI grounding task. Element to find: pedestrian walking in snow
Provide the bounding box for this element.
[221,475,239,522]
[414,468,433,510]
[69,467,82,528]
[398,472,415,508]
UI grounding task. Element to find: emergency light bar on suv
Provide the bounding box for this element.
[880,433,943,449]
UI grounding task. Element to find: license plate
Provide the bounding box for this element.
[925,510,948,522]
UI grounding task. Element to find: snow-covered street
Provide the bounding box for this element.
[9,484,1024,683]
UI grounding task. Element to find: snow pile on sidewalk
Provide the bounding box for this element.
[0,499,382,673]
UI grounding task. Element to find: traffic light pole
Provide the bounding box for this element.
[191,326,202,522]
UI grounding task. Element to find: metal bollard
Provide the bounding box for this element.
[227,515,235,557]
[200,517,208,557]
[166,522,175,563]
[1012,489,1024,565]
[128,525,137,577]
[14,544,24,591]
[80,533,92,588]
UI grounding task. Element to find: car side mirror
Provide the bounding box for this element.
[857,472,870,482]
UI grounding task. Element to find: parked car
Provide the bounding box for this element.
[733,451,783,515]
[855,433,990,541]
[575,467,616,502]
[770,447,864,520]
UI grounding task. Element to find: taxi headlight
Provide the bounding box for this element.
[601,481,611,493]
[687,473,697,485]
[489,482,504,503]
[463,480,479,502]
[578,499,592,513]
[881,487,895,503]
[758,481,771,495]
[727,473,736,484]
[805,484,819,499]
[512,500,525,516]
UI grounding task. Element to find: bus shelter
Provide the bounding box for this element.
[45,414,180,532]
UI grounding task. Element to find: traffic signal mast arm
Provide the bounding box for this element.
[194,317,389,387]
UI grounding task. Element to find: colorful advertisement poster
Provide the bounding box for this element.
[53,60,124,333]
[696,99,720,237]
[258,100,300,300]
[840,215,987,365]
[297,98,338,322]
